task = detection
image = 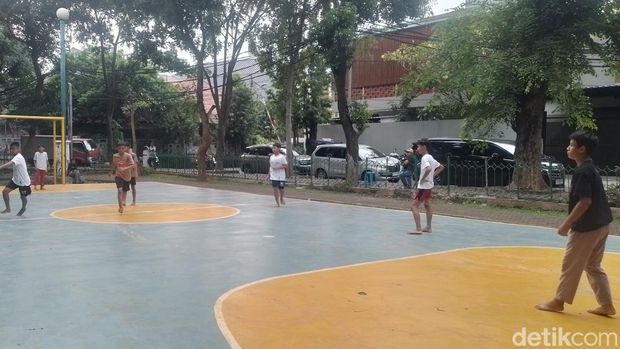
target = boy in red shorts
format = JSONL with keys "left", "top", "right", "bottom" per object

{"left": 110, "top": 142, "right": 136, "bottom": 213}
{"left": 410, "top": 138, "right": 444, "bottom": 234}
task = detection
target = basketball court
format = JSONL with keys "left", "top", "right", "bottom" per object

{"left": 0, "top": 182, "right": 618, "bottom": 348}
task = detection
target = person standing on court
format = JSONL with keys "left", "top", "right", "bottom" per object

{"left": 536, "top": 131, "right": 615, "bottom": 316}
{"left": 269, "top": 143, "right": 288, "bottom": 207}
{"left": 128, "top": 146, "right": 139, "bottom": 206}
{"left": 33, "top": 145, "right": 49, "bottom": 190}
{"left": 110, "top": 142, "right": 136, "bottom": 214}
{"left": 410, "top": 138, "right": 444, "bottom": 234}
{"left": 0, "top": 142, "right": 32, "bottom": 216}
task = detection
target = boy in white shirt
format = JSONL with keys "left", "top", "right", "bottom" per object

{"left": 0, "top": 142, "right": 32, "bottom": 216}
{"left": 33, "top": 144, "right": 49, "bottom": 190}
{"left": 410, "top": 138, "right": 444, "bottom": 234}
{"left": 269, "top": 143, "right": 288, "bottom": 207}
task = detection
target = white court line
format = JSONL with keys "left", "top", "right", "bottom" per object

{"left": 154, "top": 181, "right": 607, "bottom": 235}
{"left": 213, "top": 245, "right": 620, "bottom": 349}
{"left": 50, "top": 203, "right": 240, "bottom": 225}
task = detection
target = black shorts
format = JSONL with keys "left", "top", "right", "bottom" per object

{"left": 271, "top": 180, "right": 285, "bottom": 189}
{"left": 130, "top": 177, "right": 136, "bottom": 186}
{"left": 6, "top": 180, "right": 32, "bottom": 197}
{"left": 115, "top": 177, "right": 130, "bottom": 192}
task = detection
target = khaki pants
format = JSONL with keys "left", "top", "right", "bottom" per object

{"left": 555, "top": 225, "right": 613, "bottom": 305}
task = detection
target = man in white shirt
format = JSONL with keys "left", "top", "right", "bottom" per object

{"left": 269, "top": 143, "right": 288, "bottom": 207}
{"left": 410, "top": 138, "right": 444, "bottom": 234}
{"left": 33, "top": 144, "right": 49, "bottom": 190}
{"left": 0, "top": 142, "right": 32, "bottom": 216}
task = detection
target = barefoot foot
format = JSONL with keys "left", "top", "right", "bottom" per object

{"left": 422, "top": 227, "right": 432, "bottom": 233}
{"left": 588, "top": 305, "right": 616, "bottom": 316}
{"left": 535, "top": 299, "right": 564, "bottom": 313}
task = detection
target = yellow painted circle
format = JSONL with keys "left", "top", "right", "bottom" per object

{"left": 217, "top": 247, "right": 620, "bottom": 349}
{"left": 51, "top": 203, "right": 239, "bottom": 224}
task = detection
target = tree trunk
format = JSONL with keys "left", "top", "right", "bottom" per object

{"left": 196, "top": 55, "right": 213, "bottom": 180}
{"left": 285, "top": 62, "right": 295, "bottom": 172}
{"left": 130, "top": 109, "right": 137, "bottom": 153}
{"left": 107, "top": 109, "right": 114, "bottom": 159}
{"left": 333, "top": 60, "right": 360, "bottom": 185}
{"left": 30, "top": 49, "right": 44, "bottom": 106}
{"left": 513, "top": 87, "right": 546, "bottom": 190}
{"left": 306, "top": 122, "right": 318, "bottom": 154}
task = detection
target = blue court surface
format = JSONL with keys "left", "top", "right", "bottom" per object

{"left": 0, "top": 182, "right": 618, "bottom": 348}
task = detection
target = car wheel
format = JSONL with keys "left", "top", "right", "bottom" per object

{"left": 315, "top": 169, "right": 328, "bottom": 179}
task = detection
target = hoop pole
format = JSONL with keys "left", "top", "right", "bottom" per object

{"left": 53, "top": 121, "right": 57, "bottom": 185}
{"left": 61, "top": 118, "right": 66, "bottom": 184}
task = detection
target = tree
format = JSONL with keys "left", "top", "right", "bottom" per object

{"left": 203, "top": 0, "right": 268, "bottom": 169}
{"left": 264, "top": 50, "right": 333, "bottom": 154}
{"left": 44, "top": 49, "right": 197, "bottom": 151}
{"left": 253, "top": 0, "right": 313, "bottom": 169}
{"left": 226, "top": 77, "right": 264, "bottom": 154}
{"left": 313, "top": 0, "right": 428, "bottom": 184}
{"left": 0, "top": 0, "right": 68, "bottom": 114}
{"left": 144, "top": 0, "right": 230, "bottom": 178}
{"left": 73, "top": 0, "right": 147, "bottom": 157}
{"left": 0, "top": 25, "right": 35, "bottom": 112}
{"left": 386, "top": 0, "right": 620, "bottom": 189}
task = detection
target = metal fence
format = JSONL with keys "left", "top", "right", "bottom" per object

{"left": 149, "top": 153, "right": 620, "bottom": 205}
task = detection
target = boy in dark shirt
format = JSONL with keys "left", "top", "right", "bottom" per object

{"left": 536, "top": 131, "right": 615, "bottom": 316}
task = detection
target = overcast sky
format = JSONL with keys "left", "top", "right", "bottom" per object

{"left": 432, "top": 0, "right": 466, "bottom": 14}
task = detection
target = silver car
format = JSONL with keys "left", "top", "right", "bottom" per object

{"left": 311, "top": 144, "right": 400, "bottom": 181}
{"left": 240, "top": 144, "right": 311, "bottom": 174}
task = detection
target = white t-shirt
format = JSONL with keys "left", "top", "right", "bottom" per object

{"left": 417, "top": 154, "right": 440, "bottom": 189}
{"left": 34, "top": 151, "right": 48, "bottom": 171}
{"left": 11, "top": 153, "right": 31, "bottom": 186}
{"left": 269, "top": 153, "right": 287, "bottom": 181}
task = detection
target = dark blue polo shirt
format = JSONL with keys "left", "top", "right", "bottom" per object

{"left": 569, "top": 159, "right": 613, "bottom": 232}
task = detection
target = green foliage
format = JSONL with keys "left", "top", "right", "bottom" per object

{"left": 386, "top": 0, "right": 617, "bottom": 139}
{"left": 348, "top": 101, "right": 371, "bottom": 134}
{"left": 313, "top": 0, "right": 429, "bottom": 166}
{"left": 606, "top": 184, "right": 620, "bottom": 208}
{"left": 0, "top": 26, "right": 34, "bottom": 111}
{"left": 226, "top": 76, "right": 266, "bottom": 153}
{"left": 40, "top": 49, "right": 198, "bottom": 147}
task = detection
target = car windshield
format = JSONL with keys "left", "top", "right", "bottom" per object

{"left": 85, "top": 140, "right": 95, "bottom": 151}
{"left": 493, "top": 142, "right": 515, "bottom": 155}
{"left": 359, "top": 147, "right": 385, "bottom": 159}
{"left": 281, "top": 148, "right": 300, "bottom": 156}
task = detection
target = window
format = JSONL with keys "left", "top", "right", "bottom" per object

{"left": 331, "top": 148, "right": 347, "bottom": 159}
{"left": 73, "top": 143, "right": 86, "bottom": 154}
{"left": 314, "top": 148, "right": 328, "bottom": 157}
{"left": 256, "top": 147, "right": 272, "bottom": 156}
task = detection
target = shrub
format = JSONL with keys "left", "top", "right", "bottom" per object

{"left": 606, "top": 184, "right": 620, "bottom": 208}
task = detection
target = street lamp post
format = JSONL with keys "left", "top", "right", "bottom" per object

{"left": 252, "top": 81, "right": 280, "bottom": 142}
{"left": 57, "top": 7, "right": 69, "bottom": 184}
{"left": 56, "top": 8, "right": 69, "bottom": 120}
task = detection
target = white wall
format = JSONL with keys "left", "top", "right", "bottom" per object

{"left": 317, "top": 119, "right": 516, "bottom": 154}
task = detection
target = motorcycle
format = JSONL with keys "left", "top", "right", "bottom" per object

{"left": 142, "top": 146, "right": 160, "bottom": 169}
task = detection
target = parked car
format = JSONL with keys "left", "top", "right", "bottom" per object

{"left": 311, "top": 144, "right": 400, "bottom": 182}
{"left": 425, "top": 138, "right": 565, "bottom": 187}
{"left": 240, "top": 144, "right": 311, "bottom": 174}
